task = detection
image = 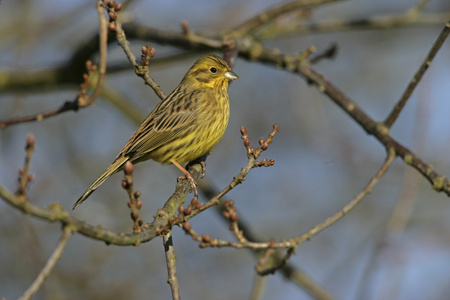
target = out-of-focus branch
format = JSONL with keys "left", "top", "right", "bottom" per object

{"left": 257, "top": 0, "right": 447, "bottom": 38}
{"left": 0, "top": 0, "right": 109, "bottom": 129}
{"left": 18, "top": 226, "right": 74, "bottom": 300}
{"left": 196, "top": 177, "right": 335, "bottom": 300}
{"left": 232, "top": 0, "right": 343, "bottom": 37}
{"left": 79, "top": 0, "right": 108, "bottom": 107}
{"left": 0, "top": 61, "right": 97, "bottom": 129}
{"left": 3, "top": 0, "right": 444, "bottom": 95}
{"left": 250, "top": 275, "right": 267, "bottom": 300}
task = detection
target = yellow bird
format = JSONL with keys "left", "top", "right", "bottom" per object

{"left": 73, "top": 54, "right": 238, "bottom": 209}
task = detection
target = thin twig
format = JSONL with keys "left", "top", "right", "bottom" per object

{"left": 0, "top": 1, "right": 109, "bottom": 129}
{"left": 121, "top": 162, "right": 144, "bottom": 232}
{"left": 257, "top": 0, "right": 443, "bottom": 38}
{"left": 188, "top": 150, "right": 396, "bottom": 250}
{"left": 163, "top": 231, "right": 181, "bottom": 300}
{"left": 105, "top": 2, "right": 166, "bottom": 100}
{"left": 0, "top": 60, "right": 97, "bottom": 129}
{"left": 0, "top": 133, "right": 217, "bottom": 247}
{"left": 0, "top": 99, "right": 78, "bottom": 129}
{"left": 384, "top": 19, "right": 450, "bottom": 127}
{"left": 16, "top": 135, "right": 35, "bottom": 197}
{"left": 356, "top": 100, "right": 430, "bottom": 299}
{"left": 293, "top": 150, "right": 396, "bottom": 244}
{"left": 196, "top": 178, "right": 335, "bottom": 300}
{"left": 174, "top": 125, "right": 278, "bottom": 225}
{"left": 2, "top": 3, "right": 448, "bottom": 95}
{"left": 0, "top": 184, "right": 156, "bottom": 246}
{"left": 232, "top": 0, "right": 343, "bottom": 37}
{"left": 18, "top": 226, "right": 73, "bottom": 300}
{"left": 297, "top": 62, "right": 450, "bottom": 196}
{"left": 82, "top": 0, "right": 108, "bottom": 106}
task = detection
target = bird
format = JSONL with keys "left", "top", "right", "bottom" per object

{"left": 73, "top": 54, "right": 238, "bottom": 209}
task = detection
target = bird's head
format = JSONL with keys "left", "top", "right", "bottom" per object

{"left": 182, "top": 54, "right": 238, "bottom": 90}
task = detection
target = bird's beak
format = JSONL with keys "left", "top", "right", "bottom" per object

{"left": 224, "top": 71, "right": 239, "bottom": 81}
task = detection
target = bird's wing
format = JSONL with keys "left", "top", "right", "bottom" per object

{"left": 120, "top": 89, "right": 200, "bottom": 160}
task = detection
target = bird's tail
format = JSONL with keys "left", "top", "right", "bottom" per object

{"left": 73, "top": 156, "right": 128, "bottom": 210}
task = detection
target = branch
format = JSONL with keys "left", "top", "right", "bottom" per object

{"left": 257, "top": 0, "right": 448, "bottom": 38}
{"left": 121, "top": 162, "right": 144, "bottom": 232}
{"left": 0, "top": 0, "right": 109, "bottom": 129}
{"left": 196, "top": 178, "right": 335, "bottom": 300}
{"left": 0, "top": 61, "right": 96, "bottom": 129}
{"left": 0, "top": 126, "right": 241, "bottom": 247}
{"left": 292, "top": 150, "right": 396, "bottom": 244}
{"left": 79, "top": 0, "right": 108, "bottom": 107}
{"left": 0, "top": 160, "right": 207, "bottom": 247}
{"left": 232, "top": 0, "right": 343, "bottom": 37}
{"left": 1, "top": 1, "right": 447, "bottom": 95}
{"left": 384, "top": 19, "right": 450, "bottom": 127}
{"left": 105, "top": 2, "right": 166, "bottom": 100}
{"left": 18, "top": 226, "right": 73, "bottom": 300}
{"left": 16, "top": 134, "right": 36, "bottom": 197}
{"left": 185, "top": 150, "right": 395, "bottom": 251}
{"left": 174, "top": 125, "right": 278, "bottom": 227}
{"left": 297, "top": 61, "right": 450, "bottom": 196}
{"left": 163, "top": 231, "right": 181, "bottom": 300}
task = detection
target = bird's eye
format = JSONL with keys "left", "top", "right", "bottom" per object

{"left": 209, "top": 67, "right": 217, "bottom": 73}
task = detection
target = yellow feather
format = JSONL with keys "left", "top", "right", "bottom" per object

{"left": 73, "top": 54, "right": 238, "bottom": 209}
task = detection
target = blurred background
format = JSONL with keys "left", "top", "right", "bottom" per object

{"left": 1, "top": 0, "right": 450, "bottom": 299}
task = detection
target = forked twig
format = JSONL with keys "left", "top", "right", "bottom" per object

{"left": 0, "top": 0, "right": 109, "bottom": 128}
{"left": 184, "top": 150, "right": 396, "bottom": 252}
{"left": 104, "top": 0, "right": 166, "bottom": 100}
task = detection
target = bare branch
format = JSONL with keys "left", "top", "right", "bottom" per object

{"left": 186, "top": 150, "right": 395, "bottom": 251}
{"left": 16, "top": 134, "right": 36, "bottom": 197}
{"left": 79, "top": 0, "right": 109, "bottom": 107}
{"left": 163, "top": 232, "right": 181, "bottom": 300}
{"left": 105, "top": 2, "right": 166, "bottom": 100}
{"left": 0, "top": 61, "right": 96, "bottom": 129}
{"left": 121, "top": 162, "right": 144, "bottom": 232}
{"left": 0, "top": 0, "right": 109, "bottom": 128}
{"left": 232, "top": 0, "right": 343, "bottom": 37}
{"left": 297, "top": 61, "right": 450, "bottom": 196}
{"left": 173, "top": 125, "right": 278, "bottom": 225}
{"left": 18, "top": 226, "right": 73, "bottom": 300}
{"left": 293, "top": 150, "right": 396, "bottom": 244}
{"left": 257, "top": 0, "right": 446, "bottom": 38}
{"left": 384, "top": 19, "right": 450, "bottom": 127}
{"left": 196, "top": 178, "right": 335, "bottom": 299}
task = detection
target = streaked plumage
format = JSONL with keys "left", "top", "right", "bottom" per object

{"left": 73, "top": 54, "right": 238, "bottom": 209}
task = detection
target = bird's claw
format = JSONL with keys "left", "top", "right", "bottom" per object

{"left": 177, "top": 172, "right": 198, "bottom": 197}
